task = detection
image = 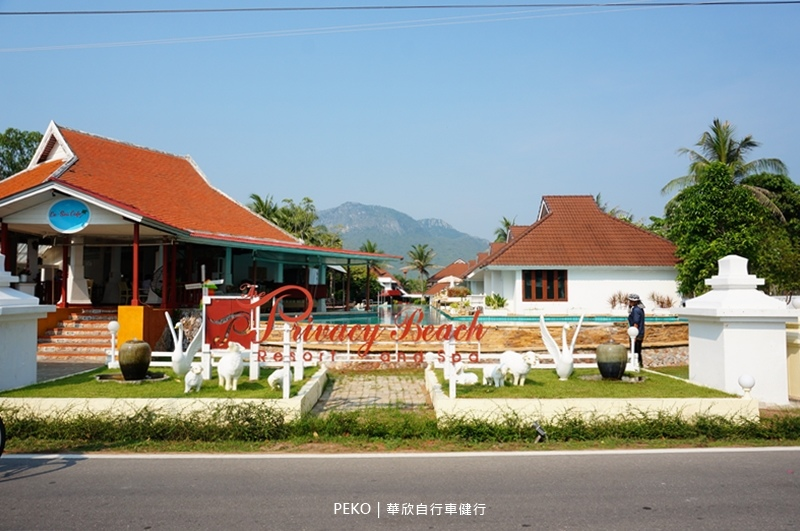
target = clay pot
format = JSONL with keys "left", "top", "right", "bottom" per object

{"left": 119, "top": 338, "right": 152, "bottom": 381}
{"left": 596, "top": 341, "right": 628, "bottom": 380}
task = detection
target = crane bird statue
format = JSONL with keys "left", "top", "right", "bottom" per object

{"left": 165, "top": 312, "right": 203, "bottom": 379}
{"left": 539, "top": 314, "right": 584, "bottom": 381}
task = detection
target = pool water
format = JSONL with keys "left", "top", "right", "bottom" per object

{"left": 280, "top": 304, "right": 684, "bottom": 326}
{"left": 295, "top": 304, "right": 450, "bottom": 326}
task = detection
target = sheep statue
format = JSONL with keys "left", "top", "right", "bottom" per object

{"left": 267, "top": 366, "right": 292, "bottom": 390}
{"left": 184, "top": 363, "right": 203, "bottom": 394}
{"left": 482, "top": 363, "right": 506, "bottom": 387}
{"left": 218, "top": 342, "right": 245, "bottom": 391}
{"left": 449, "top": 361, "right": 479, "bottom": 385}
{"left": 499, "top": 350, "right": 536, "bottom": 386}
{"left": 539, "top": 314, "right": 584, "bottom": 381}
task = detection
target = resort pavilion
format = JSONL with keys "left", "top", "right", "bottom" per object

{"left": 0, "top": 121, "right": 399, "bottom": 346}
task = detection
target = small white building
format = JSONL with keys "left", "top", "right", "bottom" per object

{"left": 464, "top": 195, "right": 679, "bottom": 315}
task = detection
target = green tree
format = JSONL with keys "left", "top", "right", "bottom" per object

{"left": 359, "top": 240, "right": 383, "bottom": 254}
{"left": 665, "top": 162, "right": 771, "bottom": 297}
{"left": 0, "top": 127, "right": 42, "bottom": 180}
{"left": 405, "top": 243, "right": 437, "bottom": 286}
{"left": 661, "top": 119, "right": 788, "bottom": 218}
{"left": 493, "top": 216, "right": 516, "bottom": 243}
{"left": 248, "top": 193, "right": 279, "bottom": 222}
{"left": 740, "top": 173, "right": 800, "bottom": 296}
{"left": 347, "top": 265, "right": 382, "bottom": 303}
{"left": 595, "top": 193, "right": 632, "bottom": 222}
{"left": 248, "top": 195, "right": 341, "bottom": 248}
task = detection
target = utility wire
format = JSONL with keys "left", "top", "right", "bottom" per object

{"left": 1, "top": 2, "right": 799, "bottom": 16}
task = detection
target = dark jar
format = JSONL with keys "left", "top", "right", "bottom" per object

{"left": 595, "top": 341, "right": 628, "bottom": 380}
{"left": 119, "top": 338, "right": 152, "bottom": 381}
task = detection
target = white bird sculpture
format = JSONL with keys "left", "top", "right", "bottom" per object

{"left": 166, "top": 313, "right": 202, "bottom": 379}
{"left": 539, "top": 314, "right": 584, "bottom": 381}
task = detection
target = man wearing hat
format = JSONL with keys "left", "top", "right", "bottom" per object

{"left": 627, "top": 294, "right": 646, "bottom": 368}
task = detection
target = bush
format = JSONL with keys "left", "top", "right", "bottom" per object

{"left": 447, "top": 286, "right": 470, "bottom": 298}
{"left": 484, "top": 293, "right": 507, "bottom": 310}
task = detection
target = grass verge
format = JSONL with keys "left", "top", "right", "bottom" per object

{"left": 2, "top": 402, "right": 798, "bottom": 454}
{"left": 0, "top": 366, "right": 317, "bottom": 399}
{"left": 440, "top": 367, "right": 732, "bottom": 398}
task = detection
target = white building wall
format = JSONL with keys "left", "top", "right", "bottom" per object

{"left": 494, "top": 266, "right": 678, "bottom": 315}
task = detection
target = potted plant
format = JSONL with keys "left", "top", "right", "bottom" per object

{"left": 17, "top": 266, "right": 31, "bottom": 282}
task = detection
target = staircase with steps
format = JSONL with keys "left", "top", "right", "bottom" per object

{"left": 37, "top": 308, "right": 117, "bottom": 361}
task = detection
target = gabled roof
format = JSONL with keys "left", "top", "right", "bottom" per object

{"left": 0, "top": 122, "right": 297, "bottom": 244}
{"left": 428, "top": 258, "right": 469, "bottom": 284}
{"left": 480, "top": 195, "right": 677, "bottom": 268}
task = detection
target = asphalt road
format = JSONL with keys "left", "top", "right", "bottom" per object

{"left": 1, "top": 448, "right": 798, "bottom": 530}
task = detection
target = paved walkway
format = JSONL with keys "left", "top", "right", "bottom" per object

{"left": 37, "top": 361, "right": 105, "bottom": 383}
{"left": 311, "top": 373, "right": 430, "bottom": 415}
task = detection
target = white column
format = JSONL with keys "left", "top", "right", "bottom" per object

{"left": 67, "top": 236, "right": 91, "bottom": 304}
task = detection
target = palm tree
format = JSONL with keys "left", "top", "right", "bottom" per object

{"left": 248, "top": 193, "right": 279, "bottom": 222}
{"left": 359, "top": 240, "right": 383, "bottom": 254}
{"left": 493, "top": 216, "right": 517, "bottom": 243}
{"left": 405, "top": 243, "right": 437, "bottom": 287}
{"left": 662, "top": 119, "right": 788, "bottom": 217}
{"left": 595, "top": 193, "right": 632, "bottom": 222}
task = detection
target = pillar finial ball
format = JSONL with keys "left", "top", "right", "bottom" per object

{"left": 738, "top": 374, "right": 755, "bottom": 390}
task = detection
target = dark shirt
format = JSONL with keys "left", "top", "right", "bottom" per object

{"left": 628, "top": 305, "right": 645, "bottom": 339}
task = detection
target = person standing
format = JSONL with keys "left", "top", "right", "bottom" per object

{"left": 627, "top": 293, "right": 646, "bottom": 368}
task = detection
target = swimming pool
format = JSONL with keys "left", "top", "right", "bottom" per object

{"left": 287, "top": 305, "right": 450, "bottom": 326}
{"left": 281, "top": 305, "right": 685, "bottom": 326}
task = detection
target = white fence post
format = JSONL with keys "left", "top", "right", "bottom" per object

{"left": 282, "top": 323, "right": 291, "bottom": 400}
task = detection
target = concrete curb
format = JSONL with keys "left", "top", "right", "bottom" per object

{"left": 0, "top": 366, "right": 329, "bottom": 422}
{"left": 424, "top": 369, "right": 760, "bottom": 423}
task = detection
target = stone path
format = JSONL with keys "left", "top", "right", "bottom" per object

{"left": 310, "top": 373, "right": 430, "bottom": 415}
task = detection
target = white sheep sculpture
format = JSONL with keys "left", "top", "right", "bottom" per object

{"left": 267, "top": 366, "right": 292, "bottom": 390}
{"left": 184, "top": 363, "right": 203, "bottom": 394}
{"left": 499, "top": 350, "right": 535, "bottom": 386}
{"left": 482, "top": 363, "right": 506, "bottom": 387}
{"left": 218, "top": 342, "right": 245, "bottom": 391}
{"left": 449, "top": 361, "right": 479, "bottom": 385}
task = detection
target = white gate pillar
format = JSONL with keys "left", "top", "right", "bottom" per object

{"left": 679, "top": 255, "right": 795, "bottom": 405}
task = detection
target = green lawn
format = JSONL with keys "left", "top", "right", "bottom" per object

{"left": 649, "top": 365, "right": 690, "bottom": 379}
{"left": 0, "top": 366, "right": 318, "bottom": 399}
{"left": 439, "top": 367, "right": 732, "bottom": 399}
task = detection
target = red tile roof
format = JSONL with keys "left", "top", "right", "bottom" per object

{"left": 428, "top": 259, "right": 469, "bottom": 283}
{"left": 0, "top": 124, "right": 297, "bottom": 244}
{"left": 482, "top": 195, "right": 677, "bottom": 267}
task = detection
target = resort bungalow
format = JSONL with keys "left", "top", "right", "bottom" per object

{"left": 464, "top": 195, "right": 679, "bottom": 315}
{"left": 0, "top": 121, "right": 399, "bottom": 349}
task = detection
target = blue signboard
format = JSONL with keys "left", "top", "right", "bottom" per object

{"left": 47, "top": 198, "right": 91, "bottom": 233}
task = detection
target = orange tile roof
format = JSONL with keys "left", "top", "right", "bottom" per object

{"left": 0, "top": 160, "right": 66, "bottom": 197}
{"left": 424, "top": 282, "right": 449, "bottom": 296}
{"left": 0, "top": 124, "right": 297, "bottom": 244}
{"left": 428, "top": 259, "right": 469, "bottom": 283}
{"left": 483, "top": 195, "right": 677, "bottom": 267}
{"left": 57, "top": 127, "right": 297, "bottom": 243}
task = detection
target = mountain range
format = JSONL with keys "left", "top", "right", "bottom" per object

{"left": 318, "top": 202, "right": 490, "bottom": 273}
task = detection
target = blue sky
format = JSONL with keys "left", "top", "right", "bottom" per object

{"left": 2, "top": 1, "right": 798, "bottom": 241}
